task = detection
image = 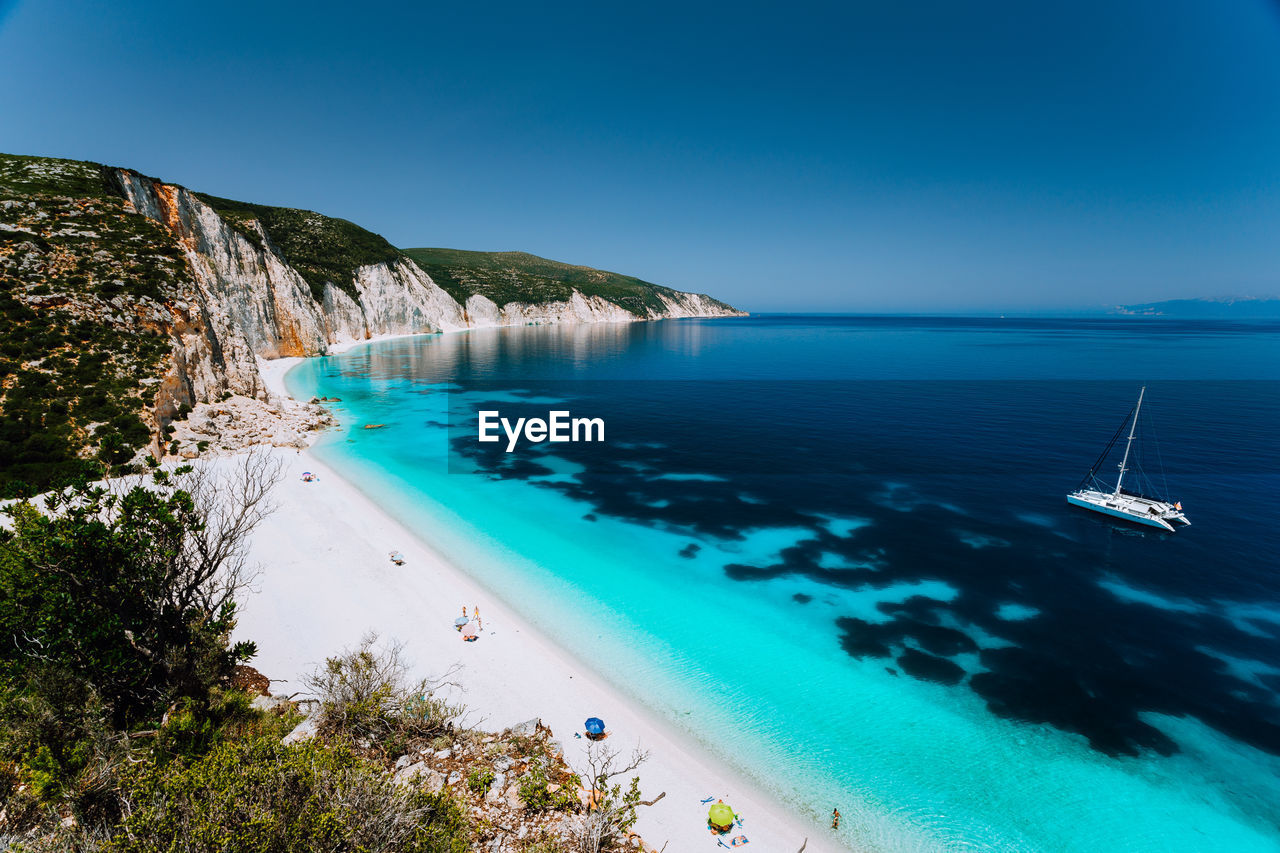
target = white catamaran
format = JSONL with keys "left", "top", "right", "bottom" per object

{"left": 1067, "top": 387, "right": 1190, "bottom": 532}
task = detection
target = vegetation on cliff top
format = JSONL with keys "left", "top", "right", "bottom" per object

{"left": 404, "top": 247, "right": 737, "bottom": 317}
{"left": 194, "top": 193, "right": 402, "bottom": 303}
{"left": 0, "top": 155, "right": 120, "bottom": 200}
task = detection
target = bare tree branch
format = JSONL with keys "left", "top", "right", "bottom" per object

{"left": 569, "top": 741, "right": 655, "bottom": 853}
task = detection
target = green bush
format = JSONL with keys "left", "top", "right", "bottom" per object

{"left": 154, "top": 688, "right": 297, "bottom": 764}
{"left": 517, "top": 762, "right": 580, "bottom": 813}
{"left": 106, "top": 735, "right": 471, "bottom": 853}
{"left": 466, "top": 767, "right": 494, "bottom": 795}
{"left": 304, "top": 633, "right": 462, "bottom": 752}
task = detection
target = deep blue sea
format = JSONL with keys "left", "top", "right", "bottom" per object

{"left": 287, "top": 316, "right": 1280, "bottom": 852}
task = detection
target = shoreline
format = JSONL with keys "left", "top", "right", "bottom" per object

{"left": 233, "top": 360, "right": 843, "bottom": 852}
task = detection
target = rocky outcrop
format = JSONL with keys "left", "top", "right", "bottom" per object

{"left": 167, "top": 394, "right": 334, "bottom": 458}
{"left": 653, "top": 290, "right": 740, "bottom": 319}
{"left": 348, "top": 259, "right": 470, "bottom": 336}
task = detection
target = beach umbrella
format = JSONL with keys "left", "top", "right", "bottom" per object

{"left": 454, "top": 616, "right": 469, "bottom": 628}
{"left": 584, "top": 717, "right": 606, "bottom": 735}
{"left": 708, "top": 802, "right": 734, "bottom": 828}
{"left": 462, "top": 623, "right": 479, "bottom": 639}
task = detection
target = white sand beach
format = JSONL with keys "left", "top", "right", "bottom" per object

{"left": 229, "top": 360, "right": 841, "bottom": 853}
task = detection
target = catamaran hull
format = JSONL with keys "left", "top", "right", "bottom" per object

{"left": 1066, "top": 495, "right": 1173, "bottom": 531}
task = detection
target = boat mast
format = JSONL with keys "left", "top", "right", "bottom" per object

{"left": 1114, "top": 386, "right": 1145, "bottom": 496}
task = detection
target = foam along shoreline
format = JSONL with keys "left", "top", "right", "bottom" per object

{"left": 230, "top": 398, "right": 839, "bottom": 853}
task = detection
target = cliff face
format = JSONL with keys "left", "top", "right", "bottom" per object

{"left": 115, "top": 171, "right": 744, "bottom": 410}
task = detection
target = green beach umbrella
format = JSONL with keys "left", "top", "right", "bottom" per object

{"left": 708, "top": 802, "right": 734, "bottom": 827}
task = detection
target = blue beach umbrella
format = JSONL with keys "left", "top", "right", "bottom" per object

{"left": 454, "top": 616, "right": 469, "bottom": 628}
{"left": 584, "top": 717, "right": 606, "bottom": 735}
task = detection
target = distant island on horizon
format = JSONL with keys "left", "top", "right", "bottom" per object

{"left": 749, "top": 300, "right": 1280, "bottom": 319}
{"left": 1111, "top": 296, "right": 1280, "bottom": 319}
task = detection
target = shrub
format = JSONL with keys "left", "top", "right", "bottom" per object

{"left": 106, "top": 735, "right": 471, "bottom": 853}
{"left": 304, "top": 633, "right": 462, "bottom": 752}
{"left": 466, "top": 767, "right": 494, "bottom": 795}
{"left": 517, "top": 762, "right": 580, "bottom": 813}
{"left": 154, "top": 687, "right": 298, "bottom": 763}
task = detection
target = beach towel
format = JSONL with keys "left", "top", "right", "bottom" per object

{"left": 730, "top": 836, "right": 749, "bottom": 847}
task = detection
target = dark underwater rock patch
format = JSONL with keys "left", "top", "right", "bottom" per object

{"left": 896, "top": 649, "right": 965, "bottom": 686}
{"left": 836, "top": 617, "right": 893, "bottom": 659}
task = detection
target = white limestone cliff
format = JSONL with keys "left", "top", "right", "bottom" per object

{"left": 463, "top": 291, "right": 641, "bottom": 327}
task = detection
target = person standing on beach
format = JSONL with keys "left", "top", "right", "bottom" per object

{"left": 831, "top": 808, "right": 841, "bottom": 830}
{"left": 475, "top": 604, "right": 482, "bottom": 630}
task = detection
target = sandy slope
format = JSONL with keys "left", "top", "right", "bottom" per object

{"left": 226, "top": 358, "right": 839, "bottom": 852}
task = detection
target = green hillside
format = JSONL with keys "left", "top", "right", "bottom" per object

{"left": 403, "top": 248, "right": 736, "bottom": 317}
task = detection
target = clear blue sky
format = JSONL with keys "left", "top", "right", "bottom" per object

{"left": 2, "top": 0, "right": 1279, "bottom": 312}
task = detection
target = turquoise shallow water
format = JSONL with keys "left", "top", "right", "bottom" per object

{"left": 287, "top": 317, "right": 1280, "bottom": 852}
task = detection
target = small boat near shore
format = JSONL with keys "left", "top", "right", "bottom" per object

{"left": 1067, "top": 386, "right": 1190, "bottom": 532}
